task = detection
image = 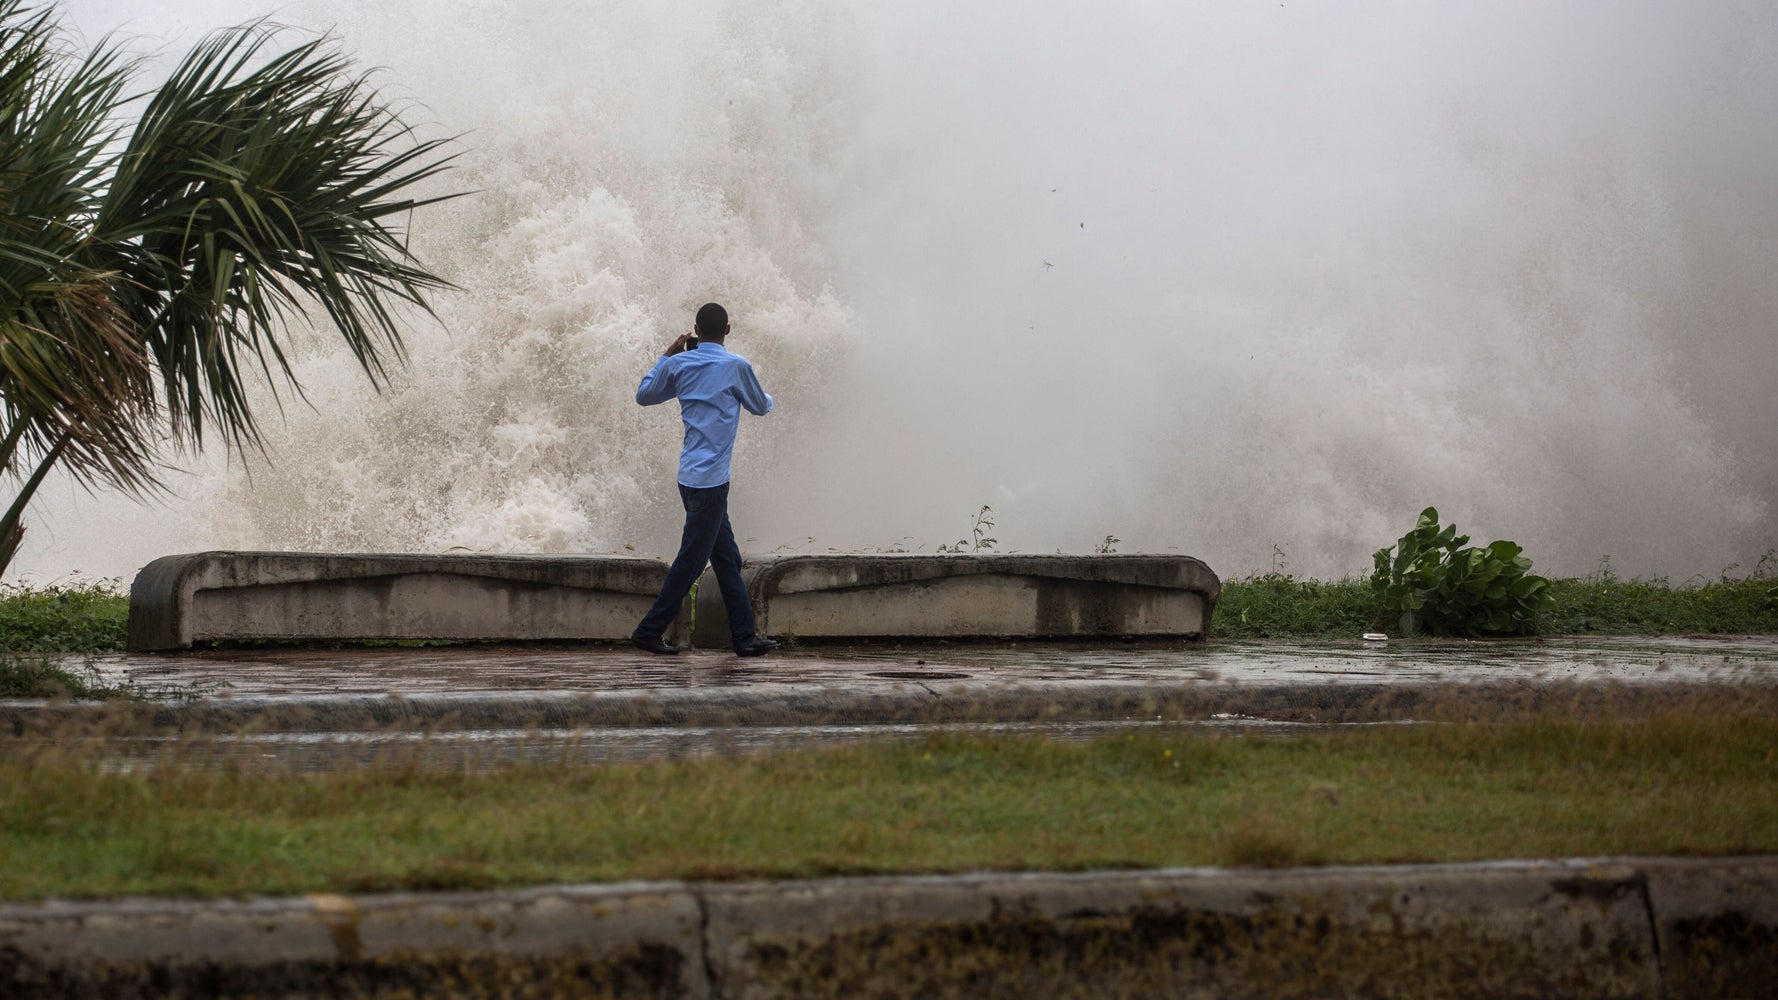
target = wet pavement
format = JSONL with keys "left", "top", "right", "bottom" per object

{"left": 84, "top": 634, "right": 1778, "bottom": 698}
{"left": 13, "top": 636, "right": 1778, "bottom": 771}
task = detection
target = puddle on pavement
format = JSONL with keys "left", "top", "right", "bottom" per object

{"left": 21, "top": 636, "right": 1775, "bottom": 772}
{"left": 69, "top": 635, "right": 1778, "bottom": 700}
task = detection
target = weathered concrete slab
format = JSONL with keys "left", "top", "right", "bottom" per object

{"left": 7, "top": 859, "right": 1774, "bottom": 998}
{"left": 702, "top": 862, "right": 1662, "bottom": 999}
{"left": 0, "top": 883, "right": 706, "bottom": 998}
{"left": 1644, "top": 856, "right": 1778, "bottom": 999}
{"left": 693, "top": 554, "right": 1220, "bottom": 647}
{"left": 128, "top": 552, "right": 683, "bottom": 651}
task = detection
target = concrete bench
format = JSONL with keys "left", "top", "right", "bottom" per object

{"left": 127, "top": 552, "right": 681, "bottom": 651}
{"left": 692, "top": 554, "right": 1220, "bottom": 648}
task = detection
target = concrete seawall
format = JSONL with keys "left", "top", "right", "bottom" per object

{"left": 127, "top": 552, "right": 684, "bottom": 651}
{"left": 693, "top": 554, "right": 1221, "bottom": 648}
{"left": 127, "top": 552, "right": 1220, "bottom": 654}
{"left": 4, "top": 858, "right": 1773, "bottom": 998}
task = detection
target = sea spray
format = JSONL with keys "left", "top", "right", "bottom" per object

{"left": 208, "top": 0, "right": 858, "bottom": 559}
{"left": 18, "top": 0, "right": 1777, "bottom": 582}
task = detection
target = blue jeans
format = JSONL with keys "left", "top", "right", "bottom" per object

{"left": 636, "top": 483, "right": 758, "bottom": 644}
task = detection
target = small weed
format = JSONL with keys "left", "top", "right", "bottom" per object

{"left": 937, "top": 505, "right": 997, "bottom": 553}
{"left": 0, "top": 654, "right": 130, "bottom": 700}
{"left": 1748, "top": 549, "right": 1776, "bottom": 581}
{"left": 1589, "top": 555, "right": 1618, "bottom": 584}
{"left": 1094, "top": 534, "right": 1120, "bottom": 554}
{"left": 0, "top": 652, "right": 228, "bottom": 702}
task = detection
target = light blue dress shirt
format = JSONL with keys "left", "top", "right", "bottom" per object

{"left": 636, "top": 341, "right": 774, "bottom": 488}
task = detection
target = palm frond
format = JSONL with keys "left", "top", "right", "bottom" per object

{"left": 1, "top": 3, "right": 460, "bottom": 579}
{"left": 0, "top": 272, "right": 158, "bottom": 492}
{"left": 0, "top": 0, "right": 153, "bottom": 491}
{"left": 1, "top": 0, "right": 131, "bottom": 301}
{"left": 93, "top": 19, "right": 460, "bottom": 454}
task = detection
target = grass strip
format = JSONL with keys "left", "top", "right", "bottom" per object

{"left": 4, "top": 711, "right": 1774, "bottom": 901}
{"left": 1211, "top": 576, "right": 1383, "bottom": 639}
{"left": 1538, "top": 576, "right": 1778, "bottom": 635}
{"left": 1209, "top": 573, "right": 1778, "bottom": 639}
{"left": 0, "top": 580, "right": 128, "bottom": 653}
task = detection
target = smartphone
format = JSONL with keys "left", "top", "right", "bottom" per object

{"left": 685, "top": 336, "right": 699, "bottom": 350}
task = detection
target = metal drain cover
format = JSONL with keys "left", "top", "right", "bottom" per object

{"left": 869, "top": 670, "right": 970, "bottom": 681}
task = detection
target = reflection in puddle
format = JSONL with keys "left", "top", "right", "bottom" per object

{"left": 65, "top": 635, "right": 1778, "bottom": 701}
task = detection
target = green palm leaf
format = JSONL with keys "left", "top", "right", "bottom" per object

{"left": 1, "top": 0, "right": 152, "bottom": 491}
{"left": 0, "top": 1, "right": 460, "bottom": 576}
{"left": 93, "top": 18, "right": 459, "bottom": 454}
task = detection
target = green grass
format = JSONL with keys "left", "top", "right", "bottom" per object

{"left": 1210, "top": 573, "right": 1778, "bottom": 639}
{"left": 1538, "top": 575, "right": 1778, "bottom": 635}
{"left": 4, "top": 709, "right": 1775, "bottom": 900}
{"left": 0, "top": 580, "right": 129, "bottom": 653}
{"left": 1210, "top": 575, "right": 1383, "bottom": 639}
{"left": 0, "top": 654, "right": 137, "bottom": 700}
{"left": 0, "top": 581, "right": 137, "bottom": 697}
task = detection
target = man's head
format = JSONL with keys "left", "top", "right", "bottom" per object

{"left": 695, "top": 302, "right": 730, "bottom": 342}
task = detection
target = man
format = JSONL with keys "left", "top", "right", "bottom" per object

{"left": 630, "top": 302, "right": 779, "bottom": 657}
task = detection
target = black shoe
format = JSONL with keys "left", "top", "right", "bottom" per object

{"left": 733, "top": 635, "right": 780, "bottom": 657}
{"left": 631, "top": 631, "right": 680, "bottom": 655}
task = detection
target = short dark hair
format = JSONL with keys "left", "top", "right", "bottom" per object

{"left": 695, "top": 302, "right": 728, "bottom": 337}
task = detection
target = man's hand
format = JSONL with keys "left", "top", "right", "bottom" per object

{"left": 665, "top": 332, "right": 694, "bottom": 357}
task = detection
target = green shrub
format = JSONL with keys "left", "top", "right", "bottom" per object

{"left": 0, "top": 580, "right": 129, "bottom": 652}
{"left": 1210, "top": 574, "right": 1383, "bottom": 639}
{"left": 1539, "top": 574, "right": 1778, "bottom": 635}
{"left": 1369, "top": 507, "right": 1553, "bottom": 636}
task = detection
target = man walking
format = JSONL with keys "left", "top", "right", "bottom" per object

{"left": 630, "top": 303, "right": 779, "bottom": 657}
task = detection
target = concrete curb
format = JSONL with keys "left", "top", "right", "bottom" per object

{"left": 4, "top": 857, "right": 1774, "bottom": 998}
{"left": 4, "top": 677, "right": 1757, "bottom": 735}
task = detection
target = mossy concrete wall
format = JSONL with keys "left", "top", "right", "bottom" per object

{"left": 693, "top": 554, "right": 1221, "bottom": 648}
{"left": 127, "top": 552, "right": 683, "bottom": 651}
{"left": 4, "top": 858, "right": 1773, "bottom": 998}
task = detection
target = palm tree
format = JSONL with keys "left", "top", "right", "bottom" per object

{"left": 0, "top": 1, "right": 456, "bottom": 576}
